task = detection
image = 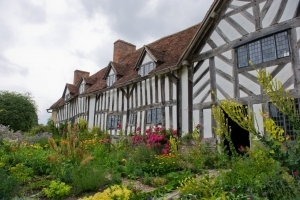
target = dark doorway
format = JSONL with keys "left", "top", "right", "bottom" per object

{"left": 223, "top": 108, "right": 250, "bottom": 156}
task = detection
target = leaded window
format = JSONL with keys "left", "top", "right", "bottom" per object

{"left": 146, "top": 108, "right": 162, "bottom": 125}
{"left": 107, "top": 115, "right": 121, "bottom": 129}
{"left": 139, "top": 62, "right": 155, "bottom": 77}
{"left": 107, "top": 74, "right": 116, "bottom": 87}
{"left": 269, "top": 99, "right": 299, "bottom": 141}
{"left": 128, "top": 112, "right": 136, "bottom": 125}
{"left": 237, "top": 31, "right": 290, "bottom": 68}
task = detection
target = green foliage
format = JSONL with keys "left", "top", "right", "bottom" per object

{"left": 29, "top": 124, "right": 48, "bottom": 136}
{"left": 9, "top": 163, "right": 33, "bottom": 184}
{"left": 43, "top": 180, "right": 71, "bottom": 199}
{"left": 79, "top": 184, "right": 132, "bottom": 200}
{"left": 0, "top": 91, "right": 38, "bottom": 132}
{"left": 71, "top": 163, "right": 110, "bottom": 195}
{"left": 0, "top": 168, "right": 20, "bottom": 200}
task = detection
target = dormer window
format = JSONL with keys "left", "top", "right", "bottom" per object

{"left": 79, "top": 82, "right": 85, "bottom": 94}
{"left": 107, "top": 74, "right": 116, "bottom": 87}
{"left": 139, "top": 62, "right": 154, "bottom": 77}
{"left": 65, "top": 93, "right": 70, "bottom": 101}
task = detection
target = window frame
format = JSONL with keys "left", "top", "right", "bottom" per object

{"left": 128, "top": 112, "right": 137, "bottom": 125}
{"left": 106, "top": 74, "right": 116, "bottom": 87}
{"left": 139, "top": 62, "right": 155, "bottom": 77}
{"left": 107, "top": 114, "right": 121, "bottom": 130}
{"left": 268, "top": 99, "right": 299, "bottom": 141}
{"left": 236, "top": 31, "right": 290, "bottom": 69}
{"left": 146, "top": 108, "right": 162, "bottom": 125}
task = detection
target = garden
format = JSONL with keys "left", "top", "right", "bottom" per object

{"left": 0, "top": 69, "right": 300, "bottom": 200}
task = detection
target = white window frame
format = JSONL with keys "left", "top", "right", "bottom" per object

{"left": 107, "top": 74, "right": 116, "bottom": 87}
{"left": 139, "top": 62, "right": 155, "bottom": 77}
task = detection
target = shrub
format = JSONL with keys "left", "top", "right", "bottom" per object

{"left": 79, "top": 184, "right": 132, "bottom": 200}
{"left": 0, "top": 168, "right": 20, "bottom": 200}
{"left": 43, "top": 180, "right": 71, "bottom": 199}
{"left": 71, "top": 163, "right": 110, "bottom": 195}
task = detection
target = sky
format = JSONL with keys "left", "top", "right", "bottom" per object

{"left": 0, "top": 0, "right": 213, "bottom": 125}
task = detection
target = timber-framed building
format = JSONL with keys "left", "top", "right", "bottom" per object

{"left": 48, "top": 0, "right": 300, "bottom": 148}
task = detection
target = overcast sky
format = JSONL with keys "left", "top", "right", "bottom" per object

{"left": 0, "top": 0, "right": 213, "bottom": 125}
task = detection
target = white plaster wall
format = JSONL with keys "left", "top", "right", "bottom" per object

{"left": 238, "top": 74, "right": 261, "bottom": 96}
{"left": 193, "top": 85, "right": 210, "bottom": 103}
{"left": 172, "top": 105, "right": 177, "bottom": 130}
{"left": 253, "top": 104, "right": 264, "bottom": 134}
{"left": 146, "top": 79, "right": 151, "bottom": 104}
{"left": 142, "top": 54, "right": 153, "bottom": 64}
{"left": 165, "top": 76, "right": 170, "bottom": 101}
{"left": 109, "top": 69, "right": 115, "bottom": 75}
{"left": 274, "top": 63, "right": 292, "bottom": 84}
{"left": 123, "top": 94, "right": 127, "bottom": 111}
{"left": 210, "top": 31, "right": 226, "bottom": 46}
{"left": 88, "top": 96, "right": 95, "bottom": 128}
{"left": 141, "top": 110, "right": 145, "bottom": 133}
{"left": 231, "top": 13, "right": 255, "bottom": 33}
{"left": 141, "top": 81, "right": 145, "bottom": 105}
{"left": 152, "top": 77, "right": 156, "bottom": 103}
{"left": 203, "top": 109, "right": 212, "bottom": 138}
{"left": 181, "top": 67, "right": 189, "bottom": 133}
{"left": 231, "top": 0, "right": 248, "bottom": 6}
{"left": 165, "top": 107, "right": 170, "bottom": 128}
{"left": 217, "top": 21, "right": 241, "bottom": 41}
{"left": 193, "top": 110, "right": 200, "bottom": 130}
{"left": 200, "top": 43, "right": 212, "bottom": 54}
{"left": 137, "top": 84, "right": 141, "bottom": 107}
{"left": 158, "top": 76, "right": 162, "bottom": 102}
{"left": 193, "top": 69, "right": 210, "bottom": 95}
{"left": 297, "top": 27, "right": 300, "bottom": 41}
{"left": 113, "top": 89, "right": 117, "bottom": 111}
{"left": 215, "top": 56, "right": 232, "bottom": 76}
{"left": 262, "top": 0, "right": 281, "bottom": 28}
{"left": 216, "top": 74, "right": 234, "bottom": 98}
{"left": 279, "top": 0, "right": 298, "bottom": 23}
{"left": 194, "top": 60, "right": 209, "bottom": 78}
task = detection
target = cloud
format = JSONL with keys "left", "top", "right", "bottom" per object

{"left": 0, "top": 0, "right": 213, "bottom": 124}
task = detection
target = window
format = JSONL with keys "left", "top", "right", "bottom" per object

{"left": 79, "top": 83, "right": 85, "bottom": 94}
{"left": 146, "top": 108, "right": 162, "bottom": 125}
{"left": 65, "top": 93, "right": 70, "bottom": 101}
{"left": 128, "top": 112, "right": 136, "bottom": 125}
{"left": 237, "top": 31, "right": 290, "bottom": 68}
{"left": 269, "top": 99, "right": 299, "bottom": 141}
{"left": 107, "top": 74, "right": 116, "bottom": 87}
{"left": 107, "top": 115, "right": 121, "bottom": 129}
{"left": 139, "top": 62, "right": 154, "bottom": 77}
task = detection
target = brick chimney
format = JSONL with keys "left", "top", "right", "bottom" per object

{"left": 113, "top": 40, "right": 136, "bottom": 63}
{"left": 73, "top": 70, "right": 90, "bottom": 85}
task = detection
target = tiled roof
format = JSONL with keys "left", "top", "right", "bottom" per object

{"left": 50, "top": 97, "right": 64, "bottom": 109}
{"left": 84, "top": 67, "right": 108, "bottom": 94}
{"left": 50, "top": 22, "right": 201, "bottom": 107}
{"left": 66, "top": 83, "right": 78, "bottom": 95}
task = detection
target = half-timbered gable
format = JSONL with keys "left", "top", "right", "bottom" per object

{"left": 179, "top": 0, "right": 300, "bottom": 146}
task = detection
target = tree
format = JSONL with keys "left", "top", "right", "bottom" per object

{"left": 0, "top": 91, "right": 38, "bottom": 132}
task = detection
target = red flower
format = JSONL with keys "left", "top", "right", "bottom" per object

{"left": 117, "top": 124, "right": 122, "bottom": 130}
{"left": 293, "top": 171, "right": 299, "bottom": 176}
{"left": 172, "top": 130, "right": 177, "bottom": 135}
{"left": 136, "top": 126, "right": 141, "bottom": 132}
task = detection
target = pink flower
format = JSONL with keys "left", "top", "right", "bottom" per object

{"left": 162, "top": 148, "right": 168, "bottom": 154}
{"left": 154, "top": 126, "right": 160, "bottom": 132}
{"left": 293, "top": 171, "right": 299, "bottom": 176}
{"left": 117, "top": 124, "right": 122, "bottom": 130}
{"left": 145, "top": 128, "right": 151, "bottom": 134}
{"left": 136, "top": 127, "right": 141, "bottom": 132}
{"left": 172, "top": 130, "right": 177, "bottom": 135}
{"left": 196, "top": 124, "right": 201, "bottom": 129}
